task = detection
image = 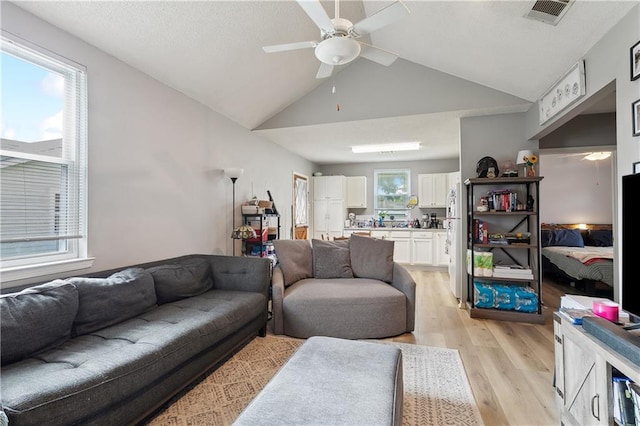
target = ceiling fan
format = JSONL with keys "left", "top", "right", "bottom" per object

{"left": 262, "top": 0, "right": 410, "bottom": 79}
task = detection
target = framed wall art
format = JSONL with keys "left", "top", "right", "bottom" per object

{"left": 538, "top": 60, "right": 586, "bottom": 125}
{"left": 633, "top": 99, "right": 640, "bottom": 137}
{"left": 631, "top": 40, "right": 640, "bottom": 81}
{"left": 634, "top": 162, "right": 640, "bottom": 174}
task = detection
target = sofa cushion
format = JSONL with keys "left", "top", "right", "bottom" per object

{"left": 1, "top": 280, "right": 78, "bottom": 365}
{"left": 273, "top": 240, "right": 313, "bottom": 287}
{"left": 146, "top": 257, "right": 213, "bottom": 304}
{"left": 283, "top": 278, "right": 406, "bottom": 339}
{"left": 312, "top": 239, "right": 353, "bottom": 279}
{"left": 68, "top": 268, "right": 157, "bottom": 336}
{"left": 349, "top": 234, "right": 395, "bottom": 283}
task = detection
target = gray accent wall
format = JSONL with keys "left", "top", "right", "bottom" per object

{"left": 459, "top": 112, "right": 538, "bottom": 303}
{"left": 257, "top": 58, "right": 530, "bottom": 130}
{"left": 539, "top": 113, "right": 616, "bottom": 150}
{"left": 525, "top": 4, "right": 640, "bottom": 303}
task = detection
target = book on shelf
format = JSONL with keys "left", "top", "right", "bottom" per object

{"left": 492, "top": 271, "right": 534, "bottom": 280}
{"left": 557, "top": 307, "right": 593, "bottom": 325}
{"left": 472, "top": 219, "right": 488, "bottom": 244}
{"left": 494, "top": 264, "right": 530, "bottom": 270}
{"left": 492, "top": 265, "right": 533, "bottom": 279}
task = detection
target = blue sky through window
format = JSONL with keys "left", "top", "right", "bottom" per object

{"left": 1, "top": 52, "right": 64, "bottom": 143}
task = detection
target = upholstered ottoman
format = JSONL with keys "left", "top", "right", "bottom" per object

{"left": 233, "top": 336, "right": 403, "bottom": 426}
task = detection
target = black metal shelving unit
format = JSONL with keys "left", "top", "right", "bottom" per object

{"left": 465, "top": 176, "right": 544, "bottom": 324}
{"left": 242, "top": 212, "right": 280, "bottom": 261}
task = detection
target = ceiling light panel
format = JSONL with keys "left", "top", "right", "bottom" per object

{"left": 352, "top": 142, "right": 421, "bottom": 154}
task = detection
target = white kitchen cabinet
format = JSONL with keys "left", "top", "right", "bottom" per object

{"left": 418, "top": 173, "right": 448, "bottom": 208}
{"left": 313, "top": 175, "right": 345, "bottom": 201}
{"left": 411, "top": 231, "right": 434, "bottom": 265}
{"left": 370, "top": 230, "right": 389, "bottom": 239}
{"left": 388, "top": 231, "right": 411, "bottom": 264}
{"left": 346, "top": 176, "right": 367, "bottom": 208}
{"left": 313, "top": 199, "right": 346, "bottom": 240}
{"left": 313, "top": 176, "right": 347, "bottom": 240}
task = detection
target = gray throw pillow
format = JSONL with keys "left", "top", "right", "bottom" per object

{"left": 273, "top": 240, "right": 313, "bottom": 287}
{"left": 1, "top": 280, "right": 79, "bottom": 365}
{"left": 312, "top": 239, "right": 353, "bottom": 279}
{"left": 69, "top": 268, "right": 157, "bottom": 336}
{"left": 147, "top": 257, "right": 213, "bottom": 304}
{"left": 349, "top": 234, "right": 395, "bottom": 283}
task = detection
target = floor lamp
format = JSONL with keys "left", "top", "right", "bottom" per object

{"left": 224, "top": 168, "right": 244, "bottom": 256}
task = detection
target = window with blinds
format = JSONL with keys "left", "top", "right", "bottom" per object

{"left": 1, "top": 32, "right": 88, "bottom": 271}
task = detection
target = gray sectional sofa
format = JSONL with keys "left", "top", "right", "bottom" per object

{"left": 272, "top": 235, "right": 416, "bottom": 339}
{"left": 0, "top": 254, "right": 271, "bottom": 426}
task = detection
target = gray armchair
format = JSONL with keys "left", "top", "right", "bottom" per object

{"left": 271, "top": 237, "right": 416, "bottom": 339}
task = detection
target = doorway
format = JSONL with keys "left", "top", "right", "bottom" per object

{"left": 293, "top": 173, "right": 309, "bottom": 239}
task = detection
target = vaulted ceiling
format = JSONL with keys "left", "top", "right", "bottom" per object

{"left": 11, "top": 1, "right": 636, "bottom": 164}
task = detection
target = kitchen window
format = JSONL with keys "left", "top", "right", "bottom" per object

{"left": 374, "top": 169, "right": 410, "bottom": 218}
{"left": 0, "top": 32, "right": 91, "bottom": 283}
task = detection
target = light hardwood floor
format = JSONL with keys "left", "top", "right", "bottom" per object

{"left": 384, "top": 268, "right": 563, "bottom": 426}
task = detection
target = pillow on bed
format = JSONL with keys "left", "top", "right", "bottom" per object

{"left": 541, "top": 229, "right": 584, "bottom": 247}
{"left": 584, "top": 229, "right": 613, "bottom": 247}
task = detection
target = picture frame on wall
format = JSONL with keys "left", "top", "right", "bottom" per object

{"left": 632, "top": 40, "right": 640, "bottom": 81}
{"left": 634, "top": 162, "right": 640, "bottom": 174}
{"left": 634, "top": 99, "right": 640, "bottom": 137}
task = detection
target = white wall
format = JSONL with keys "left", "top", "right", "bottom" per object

{"left": 539, "top": 154, "right": 613, "bottom": 224}
{"left": 2, "top": 3, "right": 314, "bottom": 286}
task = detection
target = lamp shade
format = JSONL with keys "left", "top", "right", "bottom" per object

{"left": 516, "top": 150, "right": 534, "bottom": 165}
{"left": 231, "top": 225, "right": 256, "bottom": 240}
{"left": 224, "top": 168, "right": 244, "bottom": 180}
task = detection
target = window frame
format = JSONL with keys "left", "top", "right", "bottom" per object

{"left": 373, "top": 168, "right": 411, "bottom": 219}
{"left": 1, "top": 31, "right": 93, "bottom": 285}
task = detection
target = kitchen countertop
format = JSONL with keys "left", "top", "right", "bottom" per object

{"left": 344, "top": 227, "right": 445, "bottom": 232}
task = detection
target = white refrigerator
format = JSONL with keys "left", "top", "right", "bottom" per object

{"left": 445, "top": 172, "right": 462, "bottom": 299}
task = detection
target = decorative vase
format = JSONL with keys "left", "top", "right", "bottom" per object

{"left": 527, "top": 165, "right": 536, "bottom": 177}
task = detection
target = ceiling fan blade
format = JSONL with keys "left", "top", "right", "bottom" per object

{"left": 263, "top": 41, "right": 317, "bottom": 53}
{"left": 359, "top": 42, "right": 398, "bottom": 66}
{"left": 351, "top": 1, "right": 410, "bottom": 37}
{"left": 296, "top": 0, "right": 334, "bottom": 33}
{"left": 316, "top": 62, "right": 334, "bottom": 79}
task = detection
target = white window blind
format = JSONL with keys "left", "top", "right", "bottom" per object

{"left": 1, "top": 32, "right": 88, "bottom": 270}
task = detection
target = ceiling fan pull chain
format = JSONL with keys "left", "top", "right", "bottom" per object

{"left": 331, "top": 75, "right": 341, "bottom": 111}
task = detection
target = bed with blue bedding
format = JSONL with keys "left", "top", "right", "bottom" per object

{"left": 541, "top": 224, "right": 614, "bottom": 296}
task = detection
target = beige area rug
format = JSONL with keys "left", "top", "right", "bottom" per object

{"left": 147, "top": 335, "right": 483, "bottom": 426}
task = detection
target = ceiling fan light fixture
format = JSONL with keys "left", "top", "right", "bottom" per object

{"left": 352, "top": 142, "right": 421, "bottom": 154}
{"left": 315, "top": 37, "right": 361, "bottom": 65}
{"left": 584, "top": 152, "right": 611, "bottom": 161}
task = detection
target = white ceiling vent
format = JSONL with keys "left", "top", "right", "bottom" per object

{"left": 525, "top": 0, "right": 574, "bottom": 26}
